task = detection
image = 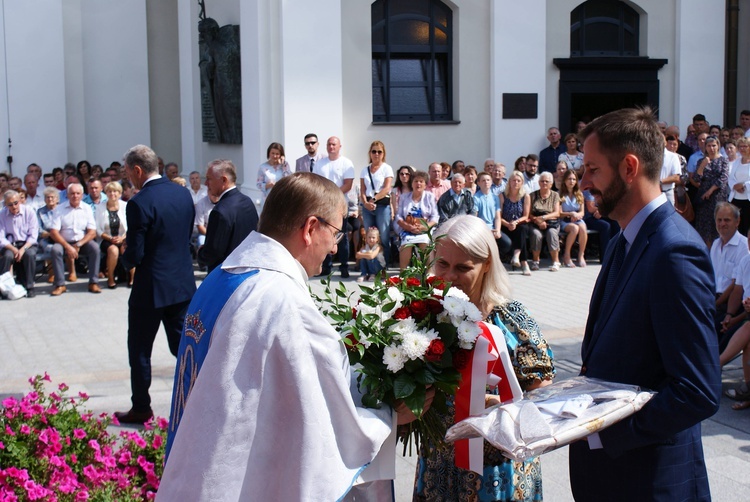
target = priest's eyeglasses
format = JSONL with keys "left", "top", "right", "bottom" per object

{"left": 314, "top": 216, "right": 345, "bottom": 244}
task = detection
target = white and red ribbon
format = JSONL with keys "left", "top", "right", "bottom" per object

{"left": 453, "top": 321, "right": 523, "bottom": 474}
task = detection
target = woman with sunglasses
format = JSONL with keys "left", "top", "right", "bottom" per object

{"left": 691, "top": 135, "right": 729, "bottom": 246}
{"left": 359, "top": 140, "right": 394, "bottom": 264}
{"left": 391, "top": 165, "right": 414, "bottom": 220}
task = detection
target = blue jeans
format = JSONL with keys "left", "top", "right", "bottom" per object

{"left": 359, "top": 258, "right": 384, "bottom": 277}
{"left": 361, "top": 204, "right": 391, "bottom": 264}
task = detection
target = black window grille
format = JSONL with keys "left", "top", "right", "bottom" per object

{"left": 372, "top": 0, "right": 453, "bottom": 122}
{"left": 571, "top": 0, "right": 639, "bottom": 57}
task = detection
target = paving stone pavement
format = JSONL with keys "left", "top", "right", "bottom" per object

{"left": 2, "top": 260, "right": 750, "bottom": 501}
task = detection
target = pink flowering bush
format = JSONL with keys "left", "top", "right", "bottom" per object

{"left": 0, "top": 374, "right": 166, "bottom": 501}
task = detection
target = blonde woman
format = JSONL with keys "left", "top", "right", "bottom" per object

{"left": 360, "top": 140, "right": 394, "bottom": 263}
{"left": 96, "top": 181, "right": 132, "bottom": 288}
{"left": 558, "top": 169, "right": 588, "bottom": 267}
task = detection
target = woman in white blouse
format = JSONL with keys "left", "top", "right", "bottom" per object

{"left": 96, "top": 182, "right": 131, "bottom": 288}
{"left": 359, "top": 140, "right": 394, "bottom": 264}
{"left": 558, "top": 133, "right": 584, "bottom": 172}
{"left": 256, "top": 142, "right": 292, "bottom": 201}
{"left": 394, "top": 171, "right": 439, "bottom": 270}
{"left": 730, "top": 137, "right": 750, "bottom": 236}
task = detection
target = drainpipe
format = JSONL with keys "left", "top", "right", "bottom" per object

{"left": 725, "top": 0, "right": 739, "bottom": 125}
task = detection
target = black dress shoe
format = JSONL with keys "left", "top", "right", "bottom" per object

{"left": 114, "top": 408, "right": 154, "bottom": 424}
{"left": 340, "top": 269, "right": 350, "bottom": 279}
{"left": 26, "top": 288, "right": 36, "bottom": 298}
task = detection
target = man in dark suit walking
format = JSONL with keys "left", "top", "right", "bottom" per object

{"left": 570, "top": 107, "right": 721, "bottom": 501}
{"left": 197, "top": 159, "right": 259, "bottom": 273}
{"left": 115, "top": 145, "right": 196, "bottom": 424}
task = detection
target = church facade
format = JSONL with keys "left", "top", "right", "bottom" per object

{"left": 1, "top": 0, "right": 747, "bottom": 196}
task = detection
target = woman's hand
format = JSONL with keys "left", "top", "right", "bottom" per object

{"left": 507, "top": 221, "right": 517, "bottom": 231}
{"left": 395, "top": 387, "right": 436, "bottom": 425}
{"left": 735, "top": 183, "right": 746, "bottom": 193}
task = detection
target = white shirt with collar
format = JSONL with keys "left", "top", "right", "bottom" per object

{"left": 190, "top": 186, "right": 208, "bottom": 205}
{"left": 50, "top": 201, "right": 96, "bottom": 242}
{"left": 660, "top": 149, "right": 682, "bottom": 192}
{"left": 523, "top": 173, "right": 540, "bottom": 193}
{"left": 25, "top": 192, "right": 45, "bottom": 213}
{"left": 710, "top": 230, "right": 749, "bottom": 294}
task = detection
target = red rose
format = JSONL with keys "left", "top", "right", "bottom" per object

{"left": 425, "top": 339, "right": 445, "bottom": 362}
{"left": 393, "top": 307, "right": 411, "bottom": 320}
{"left": 426, "top": 298, "right": 443, "bottom": 314}
{"left": 388, "top": 276, "right": 402, "bottom": 286}
{"left": 406, "top": 277, "right": 421, "bottom": 287}
{"left": 351, "top": 307, "right": 358, "bottom": 319}
{"left": 344, "top": 333, "right": 359, "bottom": 351}
{"left": 409, "top": 300, "right": 429, "bottom": 321}
{"left": 453, "top": 349, "right": 471, "bottom": 370}
{"left": 427, "top": 276, "right": 445, "bottom": 289}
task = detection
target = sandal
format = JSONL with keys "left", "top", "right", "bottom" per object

{"left": 732, "top": 400, "right": 750, "bottom": 411}
{"left": 564, "top": 260, "right": 576, "bottom": 268}
{"left": 578, "top": 258, "right": 587, "bottom": 268}
{"left": 530, "top": 261, "right": 540, "bottom": 271}
{"left": 724, "top": 386, "right": 750, "bottom": 401}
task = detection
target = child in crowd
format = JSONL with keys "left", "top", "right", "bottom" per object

{"left": 355, "top": 227, "right": 385, "bottom": 282}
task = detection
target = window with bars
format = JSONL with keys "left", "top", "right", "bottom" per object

{"left": 570, "top": 0, "right": 639, "bottom": 57}
{"left": 371, "top": 0, "right": 453, "bottom": 123}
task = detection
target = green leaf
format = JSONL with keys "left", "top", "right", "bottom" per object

{"left": 393, "top": 374, "right": 417, "bottom": 399}
{"left": 402, "top": 384, "right": 426, "bottom": 418}
{"left": 361, "top": 393, "right": 382, "bottom": 409}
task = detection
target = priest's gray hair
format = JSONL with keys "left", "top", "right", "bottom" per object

{"left": 433, "top": 215, "right": 512, "bottom": 310}
{"left": 258, "top": 172, "right": 345, "bottom": 238}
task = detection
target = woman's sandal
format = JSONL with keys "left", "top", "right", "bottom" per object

{"left": 724, "top": 386, "right": 750, "bottom": 401}
{"left": 732, "top": 400, "right": 750, "bottom": 411}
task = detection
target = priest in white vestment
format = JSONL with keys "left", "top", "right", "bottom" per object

{"left": 158, "top": 173, "right": 415, "bottom": 501}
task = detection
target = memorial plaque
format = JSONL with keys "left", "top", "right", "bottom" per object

{"left": 502, "top": 93, "right": 538, "bottom": 119}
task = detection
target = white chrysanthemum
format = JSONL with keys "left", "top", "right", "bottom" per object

{"left": 445, "top": 287, "right": 470, "bottom": 301}
{"left": 422, "top": 328, "right": 439, "bottom": 341}
{"left": 383, "top": 344, "right": 407, "bottom": 372}
{"left": 436, "top": 311, "right": 451, "bottom": 325}
{"left": 462, "top": 301, "right": 482, "bottom": 322}
{"left": 389, "top": 318, "right": 417, "bottom": 337}
{"left": 457, "top": 320, "right": 482, "bottom": 348}
{"left": 431, "top": 288, "right": 444, "bottom": 297}
{"left": 441, "top": 296, "right": 465, "bottom": 317}
{"left": 400, "top": 330, "right": 431, "bottom": 360}
{"left": 387, "top": 287, "right": 405, "bottom": 304}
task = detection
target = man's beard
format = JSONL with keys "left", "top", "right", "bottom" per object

{"left": 589, "top": 174, "right": 627, "bottom": 217}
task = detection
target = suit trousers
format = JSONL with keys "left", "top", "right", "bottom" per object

{"left": 0, "top": 244, "right": 37, "bottom": 288}
{"left": 51, "top": 241, "right": 100, "bottom": 286}
{"left": 127, "top": 300, "right": 189, "bottom": 411}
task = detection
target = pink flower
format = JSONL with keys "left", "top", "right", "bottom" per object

{"left": 42, "top": 372, "right": 51, "bottom": 382}
{"left": 5, "top": 425, "right": 15, "bottom": 436}
{"left": 49, "top": 392, "right": 62, "bottom": 402}
{"left": 2, "top": 396, "right": 18, "bottom": 408}
{"left": 19, "top": 424, "right": 31, "bottom": 434}
{"left": 26, "top": 392, "right": 39, "bottom": 402}
{"left": 72, "top": 429, "right": 86, "bottom": 440}
{"left": 133, "top": 436, "right": 147, "bottom": 449}
{"left": 75, "top": 490, "right": 89, "bottom": 500}
{"left": 88, "top": 439, "right": 100, "bottom": 451}
{"left": 156, "top": 417, "right": 169, "bottom": 430}
{"left": 118, "top": 450, "right": 132, "bottom": 465}
{"left": 70, "top": 454, "right": 77, "bottom": 464}
{"left": 58, "top": 383, "right": 67, "bottom": 391}
{"left": 78, "top": 392, "right": 89, "bottom": 400}
{"left": 152, "top": 434, "right": 163, "bottom": 449}
{"left": 0, "top": 441, "right": 4, "bottom": 449}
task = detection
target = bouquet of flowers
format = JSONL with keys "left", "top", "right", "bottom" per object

{"left": 313, "top": 236, "right": 485, "bottom": 454}
{"left": 0, "top": 374, "right": 166, "bottom": 501}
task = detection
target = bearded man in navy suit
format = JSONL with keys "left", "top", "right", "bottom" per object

{"left": 115, "top": 145, "right": 196, "bottom": 424}
{"left": 197, "top": 159, "right": 258, "bottom": 273}
{"left": 570, "top": 107, "right": 721, "bottom": 501}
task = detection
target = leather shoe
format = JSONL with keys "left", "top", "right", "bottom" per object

{"left": 68, "top": 273, "right": 78, "bottom": 282}
{"left": 114, "top": 408, "right": 154, "bottom": 424}
{"left": 88, "top": 283, "right": 102, "bottom": 294}
{"left": 26, "top": 288, "right": 36, "bottom": 298}
{"left": 51, "top": 285, "right": 67, "bottom": 296}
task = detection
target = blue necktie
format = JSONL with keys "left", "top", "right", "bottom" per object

{"left": 601, "top": 233, "right": 627, "bottom": 309}
{"left": 309, "top": 157, "right": 315, "bottom": 172}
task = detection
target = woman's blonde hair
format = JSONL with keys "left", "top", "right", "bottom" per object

{"left": 433, "top": 215, "right": 512, "bottom": 311}
{"left": 504, "top": 170, "right": 526, "bottom": 198}
{"left": 104, "top": 181, "right": 123, "bottom": 193}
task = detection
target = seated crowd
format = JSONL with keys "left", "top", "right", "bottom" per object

{"left": 2, "top": 109, "right": 750, "bottom": 298}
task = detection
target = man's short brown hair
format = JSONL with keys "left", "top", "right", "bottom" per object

{"left": 258, "top": 172, "right": 345, "bottom": 239}
{"left": 579, "top": 106, "right": 664, "bottom": 182}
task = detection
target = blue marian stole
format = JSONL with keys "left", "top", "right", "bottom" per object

{"left": 164, "top": 267, "right": 258, "bottom": 460}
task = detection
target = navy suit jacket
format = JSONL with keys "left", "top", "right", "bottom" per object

{"left": 197, "top": 187, "right": 258, "bottom": 272}
{"left": 569, "top": 202, "right": 721, "bottom": 501}
{"left": 122, "top": 177, "right": 196, "bottom": 309}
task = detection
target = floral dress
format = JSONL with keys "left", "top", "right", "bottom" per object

{"left": 692, "top": 156, "right": 729, "bottom": 243}
{"left": 413, "top": 300, "right": 555, "bottom": 502}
